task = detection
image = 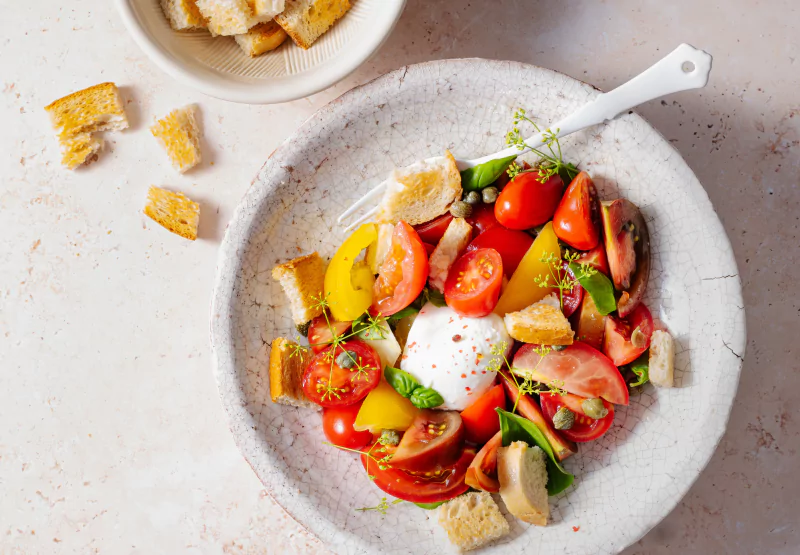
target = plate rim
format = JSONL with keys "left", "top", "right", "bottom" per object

{"left": 210, "top": 58, "right": 746, "bottom": 553}
{"left": 115, "top": 0, "right": 407, "bottom": 104}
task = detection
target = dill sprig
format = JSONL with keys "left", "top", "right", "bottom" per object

{"left": 356, "top": 497, "right": 404, "bottom": 515}
{"left": 505, "top": 108, "right": 579, "bottom": 184}
{"left": 534, "top": 250, "right": 597, "bottom": 310}
{"left": 487, "top": 341, "right": 567, "bottom": 413}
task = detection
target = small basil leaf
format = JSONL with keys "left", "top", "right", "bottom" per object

{"left": 628, "top": 351, "right": 650, "bottom": 387}
{"left": 414, "top": 501, "right": 445, "bottom": 510}
{"left": 384, "top": 366, "right": 420, "bottom": 398}
{"left": 350, "top": 311, "right": 370, "bottom": 334}
{"left": 460, "top": 154, "right": 518, "bottom": 192}
{"left": 387, "top": 306, "right": 420, "bottom": 325}
{"left": 410, "top": 387, "right": 445, "bottom": 409}
{"left": 424, "top": 287, "right": 447, "bottom": 308}
{"left": 569, "top": 262, "right": 617, "bottom": 315}
{"left": 496, "top": 408, "right": 574, "bottom": 496}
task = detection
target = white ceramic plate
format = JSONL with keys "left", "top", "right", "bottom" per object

{"left": 211, "top": 59, "right": 746, "bottom": 554}
{"left": 116, "top": 0, "right": 405, "bottom": 104}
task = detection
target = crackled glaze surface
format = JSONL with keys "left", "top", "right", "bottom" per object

{"left": 211, "top": 60, "right": 745, "bottom": 554}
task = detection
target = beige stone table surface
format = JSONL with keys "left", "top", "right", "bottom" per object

{"left": 0, "top": 0, "right": 797, "bottom": 553}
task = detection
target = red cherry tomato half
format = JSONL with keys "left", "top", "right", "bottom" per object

{"left": 465, "top": 430, "right": 503, "bottom": 492}
{"left": 494, "top": 173, "right": 564, "bottom": 230}
{"left": 576, "top": 244, "right": 610, "bottom": 276}
{"left": 302, "top": 340, "right": 382, "bottom": 408}
{"left": 414, "top": 213, "right": 453, "bottom": 244}
{"left": 465, "top": 226, "right": 533, "bottom": 277}
{"left": 560, "top": 262, "right": 584, "bottom": 318}
{"left": 362, "top": 445, "right": 476, "bottom": 503}
{"left": 460, "top": 384, "right": 505, "bottom": 445}
{"left": 323, "top": 402, "right": 373, "bottom": 449}
{"left": 513, "top": 342, "right": 629, "bottom": 405}
{"left": 444, "top": 248, "right": 504, "bottom": 318}
{"left": 553, "top": 172, "right": 600, "bottom": 251}
{"left": 540, "top": 392, "right": 614, "bottom": 443}
{"left": 466, "top": 203, "right": 500, "bottom": 237}
{"left": 372, "top": 221, "right": 429, "bottom": 316}
{"left": 603, "top": 302, "right": 654, "bottom": 366}
{"left": 391, "top": 410, "right": 465, "bottom": 471}
{"left": 308, "top": 316, "right": 352, "bottom": 353}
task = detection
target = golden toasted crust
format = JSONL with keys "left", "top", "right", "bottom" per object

{"left": 497, "top": 442, "right": 549, "bottom": 526}
{"left": 150, "top": 106, "right": 202, "bottom": 173}
{"left": 59, "top": 133, "right": 103, "bottom": 170}
{"left": 437, "top": 492, "right": 510, "bottom": 551}
{"left": 144, "top": 186, "right": 200, "bottom": 241}
{"left": 195, "top": 0, "right": 253, "bottom": 35}
{"left": 161, "top": 0, "right": 208, "bottom": 30}
{"left": 234, "top": 20, "right": 288, "bottom": 56}
{"left": 504, "top": 294, "right": 574, "bottom": 345}
{"left": 269, "top": 338, "right": 317, "bottom": 409}
{"left": 271, "top": 252, "right": 327, "bottom": 326}
{"left": 45, "top": 82, "right": 128, "bottom": 139}
{"left": 275, "top": 0, "right": 351, "bottom": 49}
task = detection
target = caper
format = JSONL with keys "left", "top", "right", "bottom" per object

{"left": 482, "top": 186, "right": 499, "bottom": 204}
{"left": 464, "top": 191, "right": 481, "bottom": 205}
{"left": 551, "top": 344, "right": 568, "bottom": 352}
{"left": 296, "top": 321, "right": 311, "bottom": 337}
{"left": 379, "top": 429, "right": 400, "bottom": 446}
{"left": 581, "top": 398, "right": 609, "bottom": 419}
{"left": 552, "top": 406, "right": 575, "bottom": 430}
{"left": 450, "top": 200, "right": 473, "bottom": 218}
{"left": 335, "top": 350, "right": 358, "bottom": 369}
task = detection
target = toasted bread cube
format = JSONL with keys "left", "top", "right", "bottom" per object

{"left": 271, "top": 253, "right": 326, "bottom": 326}
{"left": 428, "top": 217, "right": 472, "bottom": 292}
{"left": 45, "top": 82, "right": 128, "bottom": 140}
{"left": 497, "top": 441, "right": 549, "bottom": 526}
{"left": 269, "top": 338, "right": 317, "bottom": 408}
{"left": 235, "top": 20, "right": 288, "bottom": 56}
{"left": 144, "top": 186, "right": 200, "bottom": 241}
{"left": 196, "top": 0, "right": 254, "bottom": 35}
{"left": 276, "top": 0, "right": 351, "bottom": 49}
{"left": 438, "top": 492, "right": 510, "bottom": 551}
{"left": 649, "top": 330, "right": 675, "bottom": 387}
{"left": 248, "top": 0, "right": 285, "bottom": 22}
{"left": 150, "top": 106, "right": 202, "bottom": 174}
{"left": 59, "top": 133, "right": 103, "bottom": 170}
{"left": 374, "top": 151, "right": 463, "bottom": 227}
{"left": 504, "top": 294, "right": 574, "bottom": 345}
{"left": 161, "top": 0, "right": 208, "bottom": 30}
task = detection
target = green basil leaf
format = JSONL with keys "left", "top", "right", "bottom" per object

{"left": 387, "top": 306, "right": 420, "bottom": 325}
{"left": 424, "top": 287, "right": 447, "bottom": 308}
{"left": 384, "top": 366, "right": 420, "bottom": 398}
{"left": 557, "top": 162, "right": 580, "bottom": 186}
{"left": 569, "top": 262, "right": 617, "bottom": 315}
{"left": 628, "top": 351, "right": 650, "bottom": 387}
{"left": 496, "top": 408, "right": 574, "bottom": 496}
{"left": 410, "top": 387, "right": 445, "bottom": 409}
{"left": 414, "top": 501, "right": 445, "bottom": 510}
{"left": 460, "top": 155, "right": 518, "bottom": 192}
{"left": 350, "top": 311, "right": 371, "bottom": 335}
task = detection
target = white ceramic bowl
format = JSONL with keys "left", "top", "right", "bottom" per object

{"left": 211, "top": 60, "right": 746, "bottom": 554}
{"left": 116, "top": 0, "right": 406, "bottom": 104}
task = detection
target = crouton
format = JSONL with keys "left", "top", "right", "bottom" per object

{"left": 235, "top": 19, "right": 288, "bottom": 56}
{"left": 275, "top": 0, "right": 350, "bottom": 49}
{"left": 248, "top": 0, "right": 285, "bottom": 22}
{"left": 269, "top": 337, "right": 317, "bottom": 408}
{"left": 437, "top": 492, "right": 510, "bottom": 551}
{"left": 143, "top": 186, "right": 201, "bottom": 241}
{"left": 649, "top": 329, "right": 675, "bottom": 387}
{"left": 271, "top": 253, "right": 327, "bottom": 326}
{"left": 160, "top": 0, "right": 208, "bottom": 30}
{"left": 504, "top": 294, "right": 574, "bottom": 345}
{"left": 58, "top": 133, "right": 103, "bottom": 170}
{"left": 497, "top": 441, "right": 549, "bottom": 526}
{"left": 195, "top": 0, "right": 254, "bottom": 35}
{"left": 150, "top": 106, "right": 202, "bottom": 174}
{"left": 428, "top": 217, "right": 472, "bottom": 292}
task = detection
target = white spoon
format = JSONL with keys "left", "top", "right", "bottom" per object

{"left": 338, "top": 43, "right": 712, "bottom": 231}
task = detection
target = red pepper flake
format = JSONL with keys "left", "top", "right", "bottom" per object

{"left": 458, "top": 349, "right": 463, "bottom": 353}
{"left": 481, "top": 370, "right": 487, "bottom": 374}
{"left": 471, "top": 346, "right": 477, "bottom": 353}
{"left": 471, "top": 370, "right": 476, "bottom": 375}
{"left": 452, "top": 334, "right": 462, "bottom": 342}
{"left": 462, "top": 325, "right": 468, "bottom": 329}
{"left": 572, "top": 526, "right": 580, "bottom": 532}
{"left": 460, "top": 373, "right": 467, "bottom": 379}
{"left": 465, "top": 387, "right": 471, "bottom": 392}
{"left": 432, "top": 364, "right": 437, "bottom": 369}
{"left": 448, "top": 317, "right": 454, "bottom": 324}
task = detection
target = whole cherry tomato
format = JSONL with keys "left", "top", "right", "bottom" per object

{"left": 323, "top": 402, "right": 373, "bottom": 449}
{"left": 494, "top": 173, "right": 564, "bottom": 230}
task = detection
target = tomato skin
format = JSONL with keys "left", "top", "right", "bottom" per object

{"left": 603, "top": 303, "right": 654, "bottom": 366}
{"left": 560, "top": 262, "right": 584, "bottom": 318}
{"left": 362, "top": 446, "right": 476, "bottom": 503}
{"left": 494, "top": 173, "right": 564, "bottom": 230}
{"left": 465, "top": 227, "right": 533, "bottom": 277}
{"left": 465, "top": 430, "right": 502, "bottom": 492}
{"left": 391, "top": 410, "right": 465, "bottom": 471}
{"left": 444, "top": 249, "right": 504, "bottom": 318}
{"left": 513, "top": 342, "right": 629, "bottom": 405}
{"left": 323, "top": 403, "right": 373, "bottom": 449}
{"left": 553, "top": 172, "right": 600, "bottom": 250}
{"left": 460, "top": 384, "right": 505, "bottom": 445}
{"left": 466, "top": 203, "right": 500, "bottom": 237}
{"left": 576, "top": 244, "right": 610, "bottom": 276}
{"left": 308, "top": 317, "right": 351, "bottom": 353}
{"left": 423, "top": 242, "right": 436, "bottom": 257}
{"left": 540, "top": 392, "right": 614, "bottom": 443}
{"left": 302, "top": 340, "right": 382, "bottom": 408}
{"left": 414, "top": 214, "right": 453, "bottom": 244}
{"left": 372, "top": 222, "right": 429, "bottom": 316}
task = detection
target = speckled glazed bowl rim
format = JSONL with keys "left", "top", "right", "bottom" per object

{"left": 210, "top": 59, "right": 746, "bottom": 553}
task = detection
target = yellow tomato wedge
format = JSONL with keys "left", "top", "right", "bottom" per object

{"left": 493, "top": 222, "right": 561, "bottom": 316}
{"left": 354, "top": 379, "right": 420, "bottom": 434}
{"left": 324, "top": 224, "right": 377, "bottom": 321}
